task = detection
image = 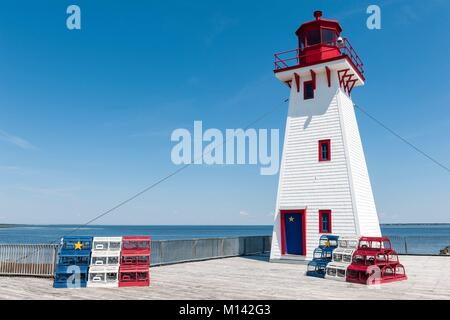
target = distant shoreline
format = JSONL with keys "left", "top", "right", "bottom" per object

{"left": 0, "top": 224, "right": 22, "bottom": 228}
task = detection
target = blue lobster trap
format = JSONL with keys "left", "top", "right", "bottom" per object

{"left": 53, "top": 265, "right": 89, "bottom": 288}
{"left": 318, "top": 235, "right": 339, "bottom": 249}
{"left": 60, "top": 236, "right": 93, "bottom": 254}
{"left": 306, "top": 259, "right": 330, "bottom": 278}
{"left": 313, "top": 246, "right": 334, "bottom": 259}
{"left": 57, "top": 251, "right": 91, "bottom": 266}
{"left": 53, "top": 236, "right": 93, "bottom": 288}
{"left": 306, "top": 235, "right": 339, "bottom": 278}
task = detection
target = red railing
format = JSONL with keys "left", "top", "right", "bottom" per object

{"left": 274, "top": 38, "right": 364, "bottom": 77}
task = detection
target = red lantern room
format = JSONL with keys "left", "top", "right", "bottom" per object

{"left": 295, "top": 10, "right": 342, "bottom": 65}
{"left": 274, "top": 10, "right": 364, "bottom": 83}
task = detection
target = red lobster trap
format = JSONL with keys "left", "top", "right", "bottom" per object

{"left": 346, "top": 237, "right": 407, "bottom": 285}
{"left": 118, "top": 236, "right": 151, "bottom": 287}
{"left": 119, "top": 266, "right": 150, "bottom": 287}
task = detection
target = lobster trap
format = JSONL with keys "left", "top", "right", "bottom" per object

{"left": 346, "top": 236, "right": 407, "bottom": 285}
{"left": 318, "top": 235, "right": 339, "bottom": 249}
{"left": 91, "top": 251, "right": 121, "bottom": 267}
{"left": 53, "top": 236, "right": 93, "bottom": 289}
{"left": 306, "top": 235, "right": 339, "bottom": 279}
{"left": 121, "top": 236, "right": 151, "bottom": 255}
{"left": 306, "top": 259, "right": 329, "bottom": 278}
{"left": 60, "top": 236, "right": 93, "bottom": 254}
{"left": 53, "top": 265, "right": 89, "bottom": 288}
{"left": 92, "top": 237, "right": 122, "bottom": 253}
{"left": 337, "top": 236, "right": 359, "bottom": 250}
{"left": 87, "top": 266, "right": 120, "bottom": 288}
{"left": 118, "top": 236, "right": 151, "bottom": 287}
{"left": 325, "top": 262, "right": 348, "bottom": 281}
{"left": 118, "top": 266, "right": 150, "bottom": 287}
{"left": 312, "top": 247, "right": 334, "bottom": 260}
{"left": 324, "top": 235, "right": 358, "bottom": 282}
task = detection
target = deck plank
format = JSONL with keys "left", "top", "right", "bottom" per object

{"left": 0, "top": 255, "right": 449, "bottom": 300}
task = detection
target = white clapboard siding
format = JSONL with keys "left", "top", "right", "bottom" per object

{"left": 338, "top": 91, "right": 382, "bottom": 237}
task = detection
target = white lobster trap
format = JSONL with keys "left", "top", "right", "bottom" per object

{"left": 92, "top": 237, "right": 122, "bottom": 252}
{"left": 332, "top": 248, "right": 355, "bottom": 264}
{"left": 332, "top": 236, "right": 358, "bottom": 264}
{"left": 325, "top": 262, "right": 348, "bottom": 281}
{"left": 337, "top": 236, "right": 359, "bottom": 250}
{"left": 325, "top": 236, "right": 359, "bottom": 281}
{"left": 87, "top": 265, "right": 120, "bottom": 288}
{"left": 90, "top": 251, "right": 121, "bottom": 267}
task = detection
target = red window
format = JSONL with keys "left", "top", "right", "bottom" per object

{"left": 319, "top": 210, "right": 332, "bottom": 233}
{"left": 318, "top": 139, "right": 331, "bottom": 161}
{"left": 304, "top": 81, "right": 314, "bottom": 100}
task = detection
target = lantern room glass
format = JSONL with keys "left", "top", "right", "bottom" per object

{"left": 322, "top": 28, "right": 337, "bottom": 45}
{"left": 306, "top": 29, "right": 320, "bottom": 46}
{"left": 301, "top": 27, "right": 339, "bottom": 48}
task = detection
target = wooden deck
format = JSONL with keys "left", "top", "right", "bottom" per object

{"left": 0, "top": 255, "right": 449, "bottom": 300}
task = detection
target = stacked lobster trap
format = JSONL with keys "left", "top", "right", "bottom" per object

{"left": 306, "top": 235, "right": 408, "bottom": 285}
{"left": 306, "top": 235, "right": 339, "bottom": 278}
{"left": 87, "top": 237, "right": 122, "bottom": 288}
{"left": 53, "top": 235, "right": 151, "bottom": 289}
{"left": 346, "top": 237, "right": 407, "bottom": 284}
{"left": 53, "top": 236, "right": 93, "bottom": 288}
{"left": 119, "top": 236, "right": 151, "bottom": 287}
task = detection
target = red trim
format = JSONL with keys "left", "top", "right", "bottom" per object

{"left": 325, "top": 66, "right": 331, "bottom": 87}
{"left": 303, "top": 80, "right": 314, "bottom": 100}
{"left": 318, "top": 139, "right": 331, "bottom": 161}
{"left": 338, "top": 69, "right": 350, "bottom": 87}
{"left": 294, "top": 73, "right": 300, "bottom": 92}
{"left": 274, "top": 52, "right": 365, "bottom": 82}
{"left": 319, "top": 210, "right": 332, "bottom": 233}
{"left": 347, "top": 79, "right": 357, "bottom": 96}
{"left": 310, "top": 70, "right": 316, "bottom": 90}
{"left": 280, "top": 213, "right": 286, "bottom": 255}
{"left": 280, "top": 209, "right": 307, "bottom": 256}
{"left": 343, "top": 74, "right": 356, "bottom": 94}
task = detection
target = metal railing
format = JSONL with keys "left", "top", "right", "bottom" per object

{"left": 388, "top": 236, "right": 450, "bottom": 255}
{"left": 0, "top": 236, "right": 271, "bottom": 278}
{"left": 150, "top": 236, "right": 271, "bottom": 266}
{"left": 0, "top": 244, "right": 59, "bottom": 277}
{"left": 274, "top": 38, "right": 364, "bottom": 76}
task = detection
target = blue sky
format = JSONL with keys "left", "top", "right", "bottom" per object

{"left": 0, "top": 0, "right": 449, "bottom": 225}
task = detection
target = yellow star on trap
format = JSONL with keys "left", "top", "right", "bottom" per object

{"left": 74, "top": 241, "right": 83, "bottom": 250}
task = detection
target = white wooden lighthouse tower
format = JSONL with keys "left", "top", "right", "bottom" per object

{"left": 270, "top": 11, "right": 381, "bottom": 262}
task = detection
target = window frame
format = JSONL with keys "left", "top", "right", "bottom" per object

{"left": 305, "top": 29, "right": 321, "bottom": 46}
{"left": 319, "top": 210, "right": 332, "bottom": 234}
{"left": 321, "top": 27, "right": 338, "bottom": 46}
{"left": 318, "top": 139, "right": 331, "bottom": 161}
{"left": 303, "top": 80, "right": 314, "bottom": 100}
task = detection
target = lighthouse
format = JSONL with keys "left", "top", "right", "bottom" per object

{"left": 270, "top": 11, "right": 381, "bottom": 262}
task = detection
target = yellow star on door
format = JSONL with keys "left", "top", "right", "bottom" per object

{"left": 289, "top": 216, "right": 295, "bottom": 223}
{"left": 74, "top": 241, "right": 83, "bottom": 250}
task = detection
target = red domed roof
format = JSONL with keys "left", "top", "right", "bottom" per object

{"left": 295, "top": 10, "right": 342, "bottom": 36}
